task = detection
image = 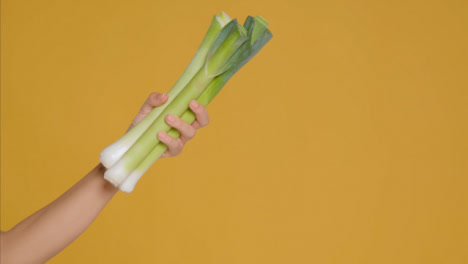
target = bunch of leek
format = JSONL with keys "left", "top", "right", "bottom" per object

{"left": 100, "top": 12, "right": 273, "bottom": 192}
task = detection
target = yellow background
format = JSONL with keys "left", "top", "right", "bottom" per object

{"left": 1, "top": 0, "right": 467, "bottom": 263}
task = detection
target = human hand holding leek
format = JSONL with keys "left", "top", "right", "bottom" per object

{"left": 128, "top": 92, "right": 209, "bottom": 158}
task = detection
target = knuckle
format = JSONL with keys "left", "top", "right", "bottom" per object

{"left": 169, "top": 137, "right": 178, "bottom": 147}
{"left": 187, "top": 129, "right": 196, "bottom": 139}
{"left": 138, "top": 108, "right": 151, "bottom": 116}
{"left": 167, "top": 116, "right": 178, "bottom": 126}
{"left": 193, "top": 105, "right": 202, "bottom": 113}
{"left": 171, "top": 145, "right": 183, "bottom": 156}
{"left": 149, "top": 92, "right": 159, "bottom": 99}
{"left": 199, "top": 107, "right": 208, "bottom": 115}
{"left": 177, "top": 139, "right": 185, "bottom": 149}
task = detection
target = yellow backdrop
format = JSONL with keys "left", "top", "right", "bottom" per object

{"left": 1, "top": 0, "right": 467, "bottom": 263}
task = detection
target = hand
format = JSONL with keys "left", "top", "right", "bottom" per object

{"left": 128, "top": 92, "right": 210, "bottom": 158}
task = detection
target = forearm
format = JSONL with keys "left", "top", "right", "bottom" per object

{"left": 1, "top": 164, "right": 117, "bottom": 264}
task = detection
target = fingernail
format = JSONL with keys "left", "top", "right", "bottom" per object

{"left": 158, "top": 132, "right": 167, "bottom": 139}
{"left": 166, "top": 114, "right": 175, "bottom": 123}
{"left": 190, "top": 100, "right": 199, "bottom": 109}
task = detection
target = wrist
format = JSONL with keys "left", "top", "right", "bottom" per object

{"left": 93, "top": 163, "right": 119, "bottom": 194}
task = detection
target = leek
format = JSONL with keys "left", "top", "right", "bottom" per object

{"left": 100, "top": 12, "right": 273, "bottom": 192}
{"left": 119, "top": 16, "right": 273, "bottom": 192}
{"left": 104, "top": 19, "right": 248, "bottom": 186}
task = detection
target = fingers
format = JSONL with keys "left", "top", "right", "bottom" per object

{"left": 189, "top": 100, "right": 209, "bottom": 129}
{"left": 158, "top": 131, "right": 183, "bottom": 157}
{"left": 155, "top": 99, "right": 210, "bottom": 158}
{"left": 165, "top": 114, "right": 196, "bottom": 144}
{"left": 139, "top": 92, "right": 168, "bottom": 115}
{"left": 129, "top": 93, "right": 168, "bottom": 129}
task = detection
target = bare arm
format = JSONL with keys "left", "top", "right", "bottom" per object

{"left": 0, "top": 164, "right": 116, "bottom": 263}
{"left": 0, "top": 93, "right": 210, "bottom": 264}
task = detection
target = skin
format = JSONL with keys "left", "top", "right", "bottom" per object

{"left": 0, "top": 93, "right": 210, "bottom": 264}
